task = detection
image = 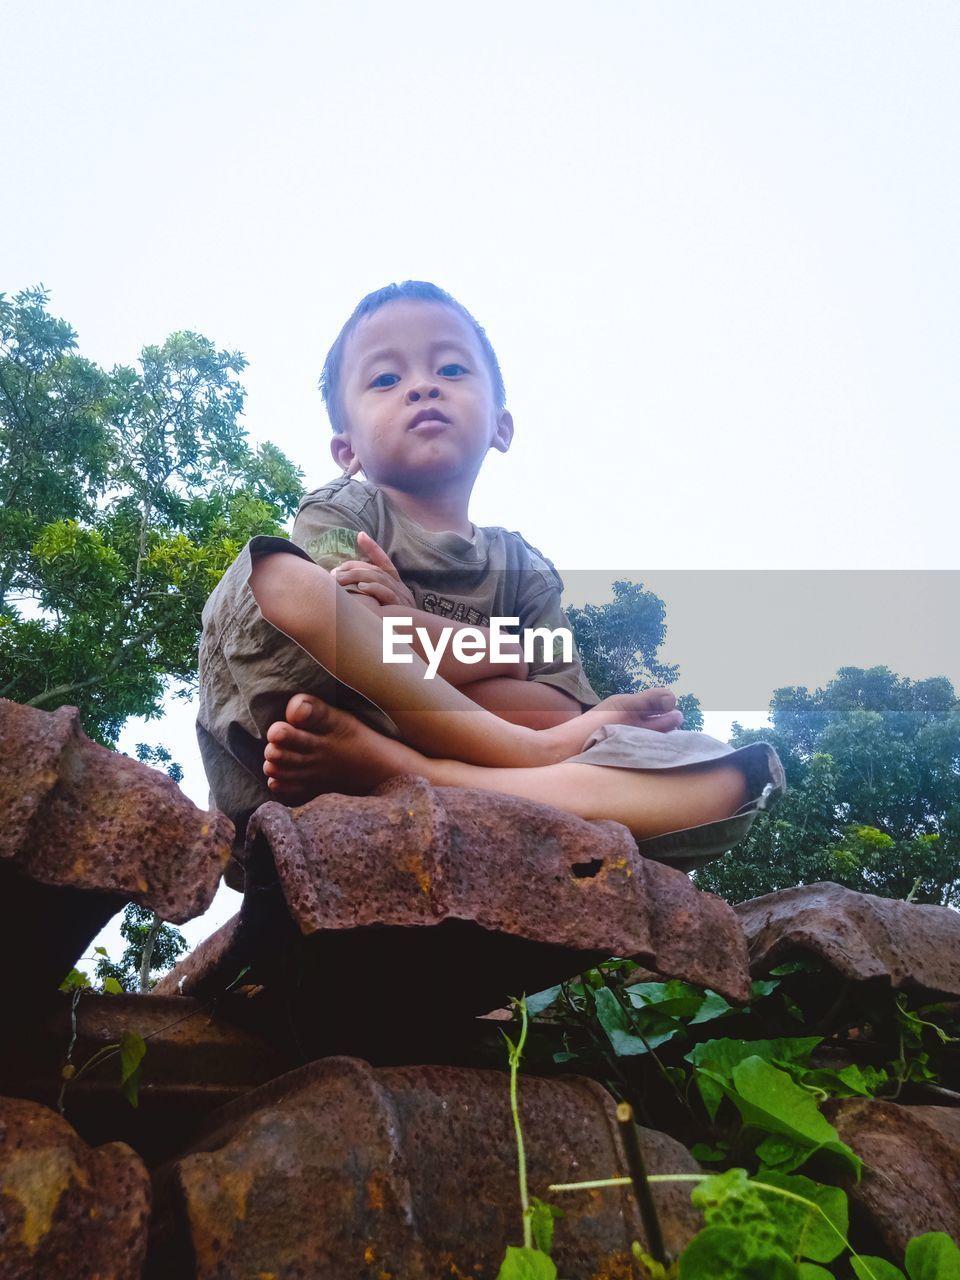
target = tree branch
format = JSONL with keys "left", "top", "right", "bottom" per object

{"left": 24, "top": 628, "right": 158, "bottom": 708}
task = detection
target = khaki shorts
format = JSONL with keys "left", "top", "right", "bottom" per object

{"left": 197, "top": 536, "right": 400, "bottom": 842}
{"left": 198, "top": 538, "right": 782, "bottom": 871}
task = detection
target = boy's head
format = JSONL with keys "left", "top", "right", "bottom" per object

{"left": 321, "top": 281, "right": 506, "bottom": 435}
{"left": 321, "top": 281, "right": 513, "bottom": 493}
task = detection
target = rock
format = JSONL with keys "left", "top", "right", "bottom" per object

{"left": 150, "top": 1058, "right": 702, "bottom": 1278}
{"left": 825, "top": 1098, "right": 960, "bottom": 1256}
{"left": 0, "top": 699, "right": 232, "bottom": 1020}
{"left": 0, "top": 1095, "right": 150, "bottom": 1280}
{"left": 154, "top": 775, "right": 750, "bottom": 1057}
{"left": 0, "top": 992, "right": 291, "bottom": 1168}
{"left": 736, "top": 881, "right": 960, "bottom": 998}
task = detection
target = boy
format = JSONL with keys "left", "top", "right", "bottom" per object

{"left": 198, "top": 282, "right": 782, "bottom": 867}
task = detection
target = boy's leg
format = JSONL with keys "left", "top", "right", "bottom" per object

{"left": 251, "top": 551, "right": 683, "bottom": 774}
{"left": 259, "top": 696, "right": 747, "bottom": 841}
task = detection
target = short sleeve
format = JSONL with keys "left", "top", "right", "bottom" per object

{"left": 292, "top": 482, "right": 374, "bottom": 570}
{"left": 519, "top": 584, "right": 599, "bottom": 708}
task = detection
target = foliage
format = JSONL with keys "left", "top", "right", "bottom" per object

{"left": 0, "top": 285, "right": 302, "bottom": 745}
{"left": 512, "top": 957, "right": 958, "bottom": 1274}
{"left": 56, "top": 979, "right": 147, "bottom": 1111}
{"left": 567, "top": 579, "right": 703, "bottom": 730}
{"left": 92, "top": 903, "right": 188, "bottom": 992}
{"left": 695, "top": 666, "right": 960, "bottom": 906}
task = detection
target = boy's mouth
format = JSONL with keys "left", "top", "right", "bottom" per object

{"left": 407, "top": 409, "right": 452, "bottom": 430}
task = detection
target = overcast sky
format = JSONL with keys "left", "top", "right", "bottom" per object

{"left": 4, "top": 1, "right": 958, "bottom": 957}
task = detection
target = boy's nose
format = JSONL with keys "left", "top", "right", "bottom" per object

{"left": 407, "top": 385, "right": 441, "bottom": 403}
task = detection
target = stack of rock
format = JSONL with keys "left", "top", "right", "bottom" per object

{"left": 1, "top": 698, "right": 958, "bottom": 1278}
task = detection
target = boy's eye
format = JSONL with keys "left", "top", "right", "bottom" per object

{"left": 439, "top": 363, "right": 468, "bottom": 377}
{"left": 370, "top": 373, "right": 399, "bottom": 388}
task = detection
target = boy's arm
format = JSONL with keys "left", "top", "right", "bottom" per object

{"left": 338, "top": 534, "right": 530, "bottom": 686}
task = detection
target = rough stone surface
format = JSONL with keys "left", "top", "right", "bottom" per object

{"left": 736, "top": 881, "right": 960, "bottom": 998}
{"left": 0, "top": 699, "right": 233, "bottom": 1013}
{"left": 825, "top": 1099, "right": 960, "bottom": 1256}
{"left": 156, "top": 775, "right": 750, "bottom": 1039}
{"left": 0, "top": 1095, "right": 150, "bottom": 1280}
{"left": 0, "top": 993, "right": 290, "bottom": 1167}
{"left": 150, "top": 1057, "right": 701, "bottom": 1278}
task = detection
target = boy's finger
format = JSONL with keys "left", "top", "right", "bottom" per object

{"left": 356, "top": 580, "right": 399, "bottom": 605}
{"left": 357, "top": 531, "right": 400, "bottom": 576}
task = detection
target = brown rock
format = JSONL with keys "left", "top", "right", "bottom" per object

{"left": 0, "top": 1095, "right": 149, "bottom": 1280}
{"left": 0, "top": 992, "right": 291, "bottom": 1167}
{"left": 0, "top": 699, "right": 233, "bottom": 1015}
{"left": 150, "top": 1058, "right": 701, "bottom": 1278}
{"left": 825, "top": 1098, "right": 960, "bottom": 1256}
{"left": 736, "top": 881, "right": 960, "bottom": 998}
{"left": 155, "top": 776, "right": 750, "bottom": 1057}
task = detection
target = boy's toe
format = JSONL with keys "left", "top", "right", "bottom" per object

{"left": 285, "top": 693, "right": 334, "bottom": 731}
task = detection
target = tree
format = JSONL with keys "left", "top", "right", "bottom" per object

{"left": 695, "top": 666, "right": 960, "bottom": 907}
{"left": 567, "top": 579, "right": 704, "bottom": 730}
{"left": 93, "top": 904, "right": 188, "bottom": 993}
{"left": 0, "top": 286, "right": 302, "bottom": 744}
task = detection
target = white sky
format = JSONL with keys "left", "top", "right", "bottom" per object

{"left": 4, "top": 1, "right": 958, "bottom": 963}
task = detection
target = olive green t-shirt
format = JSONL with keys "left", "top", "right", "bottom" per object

{"left": 293, "top": 476, "right": 598, "bottom": 708}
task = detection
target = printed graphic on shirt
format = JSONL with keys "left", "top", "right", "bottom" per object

{"left": 304, "top": 527, "right": 360, "bottom": 570}
{"left": 420, "top": 593, "right": 490, "bottom": 626}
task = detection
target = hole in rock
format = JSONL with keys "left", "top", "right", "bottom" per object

{"left": 570, "top": 859, "right": 603, "bottom": 879}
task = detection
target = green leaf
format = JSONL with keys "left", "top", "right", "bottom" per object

{"left": 528, "top": 1198, "right": 564, "bottom": 1257}
{"left": 719, "top": 1057, "right": 861, "bottom": 1175}
{"left": 496, "top": 1246, "right": 558, "bottom": 1279}
{"left": 852, "top": 1258, "right": 907, "bottom": 1280}
{"left": 119, "top": 1030, "right": 146, "bottom": 1108}
{"left": 593, "top": 986, "right": 679, "bottom": 1056}
{"left": 689, "top": 1142, "right": 729, "bottom": 1164}
{"left": 59, "top": 968, "right": 91, "bottom": 992}
{"left": 756, "top": 1135, "right": 810, "bottom": 1174}
{"left": 94, "top": 946, "right": 108, "bottom": 956}
{"left": 102, "top": 976, "right": 123, "bottom": 995}
{"left": 524, "top": 986, "right": 561, "bottom": 1017}
{"left": 754, "top": 1171, "right": 848, "bottom": 1263}
{"left": 750, "top": 978, "right": 781, "bottom": 999}
{"left": 798, "top": 1265, "right": 835, "bottom": 1279}
{"left": 905, "top": 1232, "right": 960, "bottom": 1280}
{"left": 679, "top": 1226, "right": 800, "bottom": 1279}
{"left": 686, "top": 1037, "right": 823, "bottom": 1121}
{"left": 690, "top": 989, "right": 735, "bottom": 1024}
{"left": 627, "top": 980, "right": 705, "bottom": 1019}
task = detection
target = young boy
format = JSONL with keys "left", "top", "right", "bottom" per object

{"left": 198, "top": 281, "right": 782, "bottom": 867}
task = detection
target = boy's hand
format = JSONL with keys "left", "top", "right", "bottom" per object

{"left": 332, "top": 531, "right": 417, "bottom": 608}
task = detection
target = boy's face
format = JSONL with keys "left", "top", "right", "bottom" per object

{"left": 331, "top": 300, "right": 513, "bottom": 495}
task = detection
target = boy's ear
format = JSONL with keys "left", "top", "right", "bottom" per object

{"left": 490, "top": 410, "right": 514, "bottom": 455}
{"left": 330, "top": 432, "right": 357, "bottom": 472}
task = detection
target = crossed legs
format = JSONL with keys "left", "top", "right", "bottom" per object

{"left": 249, "top": 551, "right": 747, "bottom": 841}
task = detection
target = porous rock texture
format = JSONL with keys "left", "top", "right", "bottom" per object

{"left": 826, "top": 1099, "right": 960, "bottom": 1256}
{"left": 736, "top": 881, "right": 960, "bottom": 998}
{"left": 153, "top": 774, "right": 751, "bottom": 1057}
{"left": 149, "top": 1057, "right": 701, "bottom": 1279}
{"left": 0, "top": 699, "right": 232, "bottom": 1016}
{"left": 0, "top": 1096, "right": 150, "bottom": 1280}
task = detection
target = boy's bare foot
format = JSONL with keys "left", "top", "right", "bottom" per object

{"left": 263, "top": 696, "right": 428, "bottom": 803}
{"left": 540, "top": 689, "right": 684, "bottom": 760}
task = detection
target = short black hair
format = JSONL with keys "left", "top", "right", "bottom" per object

{"left": 320, "top": 280, "right": 507, "bottom": 434}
